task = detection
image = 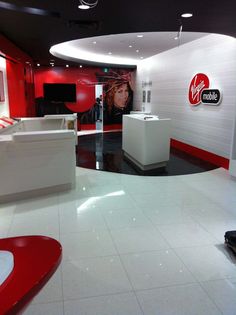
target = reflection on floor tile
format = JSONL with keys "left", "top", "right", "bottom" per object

{"left": 64, "top": 293, "right": 143, "bottom": 315}
{"left": 23, "top": 302, "right": 64, "bottom": 315}
{"left": 62, "top": 256, "right": 132, "bottom": 300}
{"left": 136, "top": 283, "right": 221, "bottom": 315}
{"left": 175, "top": 245, "right": 236, "bottom": 281}
{"left": 120, "top": 250, "right": 196, "bottom": 290}
{"left": 110, "top": 226, "right": 170, "bottom": 254}
{"left": 61, "top": 230, "right": 117, "bottom": 260}
{"left": 201, "top": 278, "right": 236, "bottom": 315}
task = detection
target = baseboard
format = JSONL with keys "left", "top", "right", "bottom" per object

{"left": 171, "top": 139, "right": 229, "bottom": 169}
{"left": 0, "top": 183, "right": 74, "bottom": 203}
{"left": 103, "top": 124, "right": 122, "bottom": 131}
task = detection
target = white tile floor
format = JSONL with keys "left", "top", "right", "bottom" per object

{"left": 1, "top": 167, "right": 236, "bottom": 315}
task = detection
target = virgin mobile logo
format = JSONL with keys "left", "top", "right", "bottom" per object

{"left": 188, "top": 73, "right": 210, "bottom": 105}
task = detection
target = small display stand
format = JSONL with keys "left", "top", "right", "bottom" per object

{"left": 122, "top": 114, "right": 171, "bottom": 171}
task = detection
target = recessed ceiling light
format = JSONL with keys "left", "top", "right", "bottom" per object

{"left": 79, "top": 65, "right": 83, "bottom": 68}
{"left": 129, "top": 45, "right": 132, "bottom": 48}
{"left": 66, "top": 64, "right": 69, "bottom": 67}
{"left": 93, "top": 41, "right": 97, "bottom": 44}
{"left": 37, "top": 63, "right": 40, "bottom": 67}
{"left": 174, "top": 36, "right": 178, "bottom": 40}
{"left": 181, "top": 13, "right": 193, "bottom": 18}
{"left": 137, "top": 34, "right": 143, "bottom": 38}
{"left": 78, "top": 4, "right": 90, "bottom": 9}
{"left": 136, "top": 49, "right": 139, "bottom": 53}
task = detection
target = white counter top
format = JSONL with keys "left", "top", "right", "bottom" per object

{"left": 12, "top": 130, "right": 75, "bottom": 142}
{"left": 0, "top": 135, "right": 12, "bottom": 143}
{"left": 130, "top": 111, "right": 152, "bottom": 115}
{"left": 126, "top": 114, "right": 160, "bottom": 121}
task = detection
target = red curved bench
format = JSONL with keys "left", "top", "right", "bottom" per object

{"left": 0, "top": 236, "right": 62, "bottom": 315}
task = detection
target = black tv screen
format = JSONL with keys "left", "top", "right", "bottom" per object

{"left": 43, "top": 83, "right": 76, "bottom": 102}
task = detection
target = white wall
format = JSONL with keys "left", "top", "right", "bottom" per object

{"left": 134, "top": 34, "right": 236, "bottom": 158}
{"left": 0, "top": 55, "right": 9, "bottom": 116}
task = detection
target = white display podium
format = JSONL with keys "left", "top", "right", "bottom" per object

{"left": 122, "top": 114, "right": 171, "bottom": 170}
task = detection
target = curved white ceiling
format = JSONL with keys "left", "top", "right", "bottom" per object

{"left": 50, "top": 32, "right": 208, "bottom": 67}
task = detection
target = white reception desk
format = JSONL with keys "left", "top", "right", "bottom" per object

{"left": 122, "top": 114, "right": 171, "bottom": 170}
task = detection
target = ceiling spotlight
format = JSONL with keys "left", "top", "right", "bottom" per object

{"left": 93, "top": 41, "right": 97, "bottom": 44}
{"left": 78, "top": 0, "right": 98, "bottom": 10}
{"left": 66, "top": 64, "right": 69, "bottom": 67}
{"left": 181, "top": 13, "right": 193, "bottom": 18}
{"left": 79, "top": 65, "right": 83, "bottom": 68}
{"left": 136, "top": 49, "right": 139, "bottom": 53}
{"left": 37, "top": 63, "right": 40, "bottom": 67}
{"left": 137, "top": 34, "right": 143, "bottom": 38}
{"left": 129, "top": 45, "right": 132, "bottom": 48}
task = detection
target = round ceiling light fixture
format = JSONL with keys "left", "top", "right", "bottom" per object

{"left": 181, "top": 13, "right": 193, "bottom": 18}
{"left": 78, "top": 0, "right": 98, "bottom": 10}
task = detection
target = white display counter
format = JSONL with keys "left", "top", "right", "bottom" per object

{"left": 122, "top": 114, "right": 171, "bottom": 170}
{"left": 0, "top": 115, "right": 77, "bottom": 202}
{"left": 0, "top": 114, "right": 78, "bottom": 144}
{"left": 0, "top": 130, "right": 76, "bottom": 202}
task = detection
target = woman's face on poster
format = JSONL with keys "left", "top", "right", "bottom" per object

{"left": 113, "top": 83, "right": 129, "bottom": 109}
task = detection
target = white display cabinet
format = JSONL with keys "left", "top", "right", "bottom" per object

{"left": 0, "top": 115, "right": 77, "bottom": 202}
{"left": 122, "top": 114, "right": 171, "bottom": 171}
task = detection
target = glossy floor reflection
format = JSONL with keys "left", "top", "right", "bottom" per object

{"left": 2, "top": 167, "right": 236, "bottom": 315}
{"left": 76, "top": 132, "right": 218, "bottom": 175}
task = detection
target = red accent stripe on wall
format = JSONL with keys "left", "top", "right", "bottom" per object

{"left": 171, "top": 139, "right": 229, "bottom": 169}
{"left": 103, "top": 124, "right": 122, "bottom": 131}
{"left": 80, "top": 124, "right": 96, "bottom": 130}
{"left": 79, "top": 124, "right": 123, "bottom": 131}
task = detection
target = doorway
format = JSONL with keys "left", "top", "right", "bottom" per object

{"left": 95, "top": 84, "right": 103, "bottom": 131}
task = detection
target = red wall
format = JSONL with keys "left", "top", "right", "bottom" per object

{"left": 0, "top": 34, "right": 35, "bottom": 117}
{"left": 34, "top": 67, "right": 98, "bottom": 113}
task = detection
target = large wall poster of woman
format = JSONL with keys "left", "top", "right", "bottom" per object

{"left": 103, "top": 71, "right": 134, "bottom": 125}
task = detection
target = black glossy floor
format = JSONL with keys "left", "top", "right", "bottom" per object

{"left": 76, "top": 132, "right": 219, "bottom": 176}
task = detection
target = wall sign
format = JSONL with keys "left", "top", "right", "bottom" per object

{"left": 201, "top": 89, "right": 221, "bottom": 105}
{"left": 188, "top": 73, "right": 221, "bottom": 106}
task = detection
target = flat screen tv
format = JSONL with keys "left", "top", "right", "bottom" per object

{"left": 43, "top": 83, "right": 76, "bottom": 102}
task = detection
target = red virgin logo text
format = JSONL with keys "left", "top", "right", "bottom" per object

{"left": 188, "top": 73, "right": 210, "bottom": 105}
